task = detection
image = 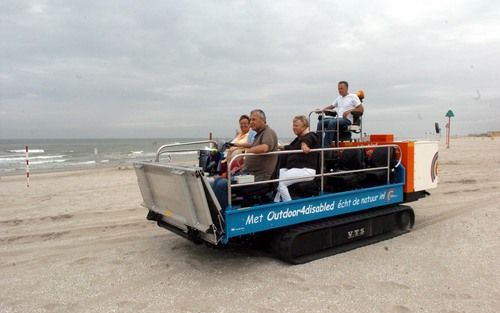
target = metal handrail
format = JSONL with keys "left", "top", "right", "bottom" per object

{"left": 226, "top": 144, "right": 402, "bottom": 207}
{"left": 155, "top": 140, "right": 218, "bottom": 162}
{"left": 229, "top": 165, "right": 396, "bottom": 188}
{"left": 310, "top": 109, "right": 364, "bottom": 147}
{"left": 308, "top": 109, "right": 340, "bottom": 191}
{"left": 309, "top": 109, "right": 340, "bottom": 144}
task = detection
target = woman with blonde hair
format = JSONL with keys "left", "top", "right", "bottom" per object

{"left": 220, "top": 114, "right": 256, "bottom": 177}
{"left": 226, "top": 115, "right": 256, "bottom": 158}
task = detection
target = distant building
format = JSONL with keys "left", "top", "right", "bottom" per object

{"left": 487, "top": 131, "right": 500, "bottom": 137}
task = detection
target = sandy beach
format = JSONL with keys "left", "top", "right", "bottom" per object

{"left": 1, "top": 137, "right": 499, "bottom": 313}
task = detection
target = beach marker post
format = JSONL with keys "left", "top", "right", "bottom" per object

{"left": 26, "top": 145, "right": 30, "bottom": 187}
{"left": 445, "top": 109, "right": 455, "bottom": 149}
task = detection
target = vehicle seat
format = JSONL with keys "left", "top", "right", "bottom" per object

{"left": 347, "top": 111, "right": 363, "bottom": 134}
{"left": 316, "top": 112, "right": 362, "bottom": 146}
{"left": 326, "top": 148, "right": 366, "bottom": 192}
{"left": 287, "top": 151, "right": 321, "bottom": 199}
{"left": 363, "top": 147, "right": 395, "bottom": 187}
{"left": 232, "top": 161, "right": 280, "bottom": 207}
{"left": 288, "top": 179, "right": 320, "bottom": 199}
{"left": 199, "top": 149, "right": 222, "bottom": 175}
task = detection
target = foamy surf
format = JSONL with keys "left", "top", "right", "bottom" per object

{"left": 29, "top": 159, "right": 67, "bottom": 165}
{"left": 9, "top": 149, "right": 45, "bottom": 153}
{"left": 0, "top": 155, "right": 66, "bottom": 164}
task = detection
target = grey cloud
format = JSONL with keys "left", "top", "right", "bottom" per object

{"left": 1, "top": 0, "right": 499, "bottom": 139}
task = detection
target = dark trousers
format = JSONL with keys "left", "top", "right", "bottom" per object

{"left": 317, "top": 117, "right": 351, "bottom": 147}
{"left": 211, "top": 177, "right": 229, "bottom": 210}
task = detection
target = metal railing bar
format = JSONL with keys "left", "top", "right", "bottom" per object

{"left": 155, "top": 140, "right": 218, "bottom": 162}
{"left": 226, "top": 144, "right": 402, "bottom": 206}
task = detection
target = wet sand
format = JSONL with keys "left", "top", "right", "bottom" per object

{"left": 1, "top": 137, "right": 499, "bottom": 313}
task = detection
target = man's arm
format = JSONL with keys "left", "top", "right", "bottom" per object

{"left": 342, "top": 102, "right": 364, "bottom": 119}
{"left": 321, "top": 104, "right": 335, "bottom": 111}
{"left": 233, "top": 142, "right": 253, "bottom": 149}
{"left": 246, "top": 143, "right": 269, "bottom": 154}
{"left": 247, "top": 127, "right": 277, "bottom": 154}
{"left": 353, "top": 103, "right": 364, "bottom": 113}
{"left": 343, "top": 104, "right": 364, "bottom": 118}
{"left": 316, "top": 98, "right": 337, "bottom": 112}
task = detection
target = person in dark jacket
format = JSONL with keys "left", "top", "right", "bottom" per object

{"left": 274, "top": 115, "right": 319, "bottom": 202}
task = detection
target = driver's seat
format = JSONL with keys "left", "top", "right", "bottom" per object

{"left": 347, "top": 111, "right": 363, "bottom": 137}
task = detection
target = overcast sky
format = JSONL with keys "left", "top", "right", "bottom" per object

{"left": 1, "top": 0, "right": 499, "bottom": 139}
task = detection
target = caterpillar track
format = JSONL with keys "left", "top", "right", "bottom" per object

{"left": 271, "top": 205, "right": 414, "bottom": 264}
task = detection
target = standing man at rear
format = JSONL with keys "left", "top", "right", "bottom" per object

{"left": 317, "top": 81, "right": 364, "bottom": 147}
{"left": 212, "top": 109, "right": 278, "bottom": 209}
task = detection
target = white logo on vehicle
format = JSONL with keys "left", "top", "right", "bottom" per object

{"left": 347, "top": 227, "right": 365, "bottom": 239}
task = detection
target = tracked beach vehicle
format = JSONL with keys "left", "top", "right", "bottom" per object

{"left": 134, "top": 112, "right": 438, "bottom": 264}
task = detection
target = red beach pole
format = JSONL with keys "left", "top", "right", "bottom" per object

{"left": 26, "top": 145, "right": 30, "bottom": 187}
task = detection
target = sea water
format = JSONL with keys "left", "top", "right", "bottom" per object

{"left": 0, "top": 137, "right": 295, "bottom": 176}
{"left": 0, "top": 138, "right": 212, "bottom": 175}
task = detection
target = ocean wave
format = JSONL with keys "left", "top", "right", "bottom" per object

{"left": 0, "top": 153, "right": 23, "bottom": 159}
{"left": 69, "top": 161, "right": 96, "bottom": 165}
{"left": 0, "top": 167, "right": 18, "bottom": 172}
{"left": 29, "top": 159, "right": 67, "bottom": 165}
{"left": 0, "top": 139, "right": 204, "bottom": 173}
{"left": 8, "top": 149, "right": 45, "bottom": 153}
{"left": 0, "top": 155, "right": 66, "bottom": 163}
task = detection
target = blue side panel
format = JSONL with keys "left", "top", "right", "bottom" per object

{"left": 224, "top": 183, "right": 404, "bottom": 241}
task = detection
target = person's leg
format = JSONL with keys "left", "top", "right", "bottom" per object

{"left": 318, "top": 118, "right": 336, "bottom": 147}
{"left": 316, "top": 118, "right": 325, "bottom": 146}
{"left": 325, "top": 118, "right": 353, "bottom": 145}
{"left": 277, "top": 168, "right": 316, "bottom": 202}
{"left": 275, "top": 168, "right": 288, "bottom": 202}
{"left": 316, "top": 117, "right": 327, "bottom": 132}
{"left": 337, "top": 118, "right": 352, "bottom": 130}
{"left": 212, "top": 177, "right": 229, "bottom": 209}
{"left": 323, "top": 118, "right": 338, "bottom": 147}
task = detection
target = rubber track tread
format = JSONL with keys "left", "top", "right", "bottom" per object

{"left": 274, "top": 205, "right": 414, "bottom": 264}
